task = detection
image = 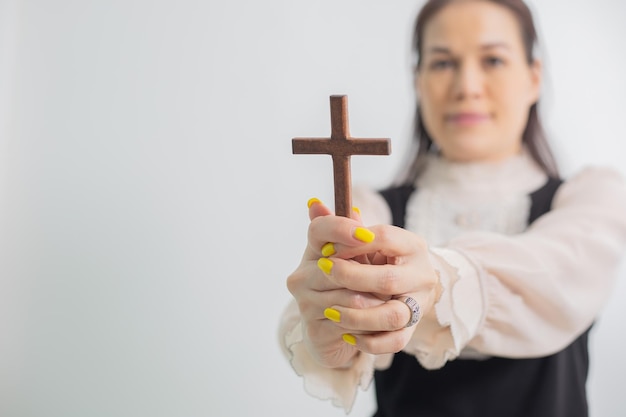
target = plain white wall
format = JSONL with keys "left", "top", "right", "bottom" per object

{"left": 1, "top": 1, "right": 625, "bottom": 416}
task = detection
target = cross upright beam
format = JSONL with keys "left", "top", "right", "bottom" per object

{"left": 292, "top": 95, "right": 391, "bottom": 217}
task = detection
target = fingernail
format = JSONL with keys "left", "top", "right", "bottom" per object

{"left": 321, "top": 242, "right": 336, "bottom": 257}
{"left": 352, "top": 206, "right": 361, "bottom": 215}
{"left": 324, "top": 308, "right": 341, "bottom": 323}
{"left": 307, "top": 197, "right": 321, "bottom": 208}
{"left": 317, "top": 258, "right": 333, "bottom": 275}
{"left": 342, "top": 334, "right": 356, "bottom": 346}
{"left": 354, "top": 227, "right": 375, "bottom": 243}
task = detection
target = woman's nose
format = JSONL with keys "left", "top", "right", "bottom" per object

{"left": 452, "top": 62, "right": 484, "bottom": 100}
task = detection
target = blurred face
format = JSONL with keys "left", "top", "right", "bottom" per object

{"left": 416, "top": 0, "right": 542, "bottom": 163}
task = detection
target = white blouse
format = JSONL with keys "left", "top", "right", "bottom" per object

{"left": 279, "top": 152, "right": 626, "bottom": 412}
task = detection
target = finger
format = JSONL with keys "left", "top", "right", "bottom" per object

{"left": 307, "top": 217, "right": 376, "bottom": 260}
{"left": 303, "top": 319, "right": 374, "bottom": 369}
{"left": 315, "top": 289, "right": 388, "bottom": 319}
{"left": 304, "top": 199, "right": 371, "bottom": 263}
{"left": 341, "top": 328, "right": 414, "bottom": 355}
{"left": 307, "top": 197, "right": 333, "bottom": 221}
{"left": 347, "top": 206, "right": 371, "bottom": 264}
{"left": 318, "top": 257, "right": 427, "bottom": 295}
{"left": 287, "top": 261, "right": 343, "bottom": 297}
{"left": 293, "top": 285, "right": 389, "bottom": 320}
{"left": 350, "top": 206, "right": 363, "bottom": 223}
{"left": 288, "top": 258, "right": 397, "bottom": 301}
{"left": 307, "top": 197, "right": 363, "bottom": 222}
{"left": 324, "top": 298, "right": 413, "bottom": 332}
{"left": 331, "top": 224, "right": 428, "bottom": 261}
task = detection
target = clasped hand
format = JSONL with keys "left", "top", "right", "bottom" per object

{"left": 287, "top": 199, "right": 440, "bottom": 368}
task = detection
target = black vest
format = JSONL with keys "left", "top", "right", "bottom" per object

{"left": 375, "top": 178, "right": 591, "bottom": 417}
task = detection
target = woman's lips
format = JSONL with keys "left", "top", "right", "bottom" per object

{"left": 446, "top": 112, "right": 490, "bottom": 126}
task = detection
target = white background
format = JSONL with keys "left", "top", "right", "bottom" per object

{"left": 1, "top": 1, "right": 625, "bottom": 416}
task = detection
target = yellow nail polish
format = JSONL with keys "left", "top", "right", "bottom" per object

{"left": 307, "top": 197, "right": 321, "bottom": 208}
{"left": 324, "top": 308, "right": 341, "bottom": 323}
{"left": 354, "top": 227, "right": 375, "bottom": 243}
{"left": 321, "top": 242, "right": 336, "bottom": 257}
{"left": 352, "top": 206, "right": 361, "bottom": 215}
{"left": 342, "top": 334, "right": 356, "bottom": 346}
{"left": 317, "top": 258, "right": 333, "bottom": 275}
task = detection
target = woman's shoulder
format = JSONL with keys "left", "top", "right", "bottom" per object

{"left": 568, "top": 165, "right": 624, "bottom": 181}
{"left": 562, "top": 165, "right": 625, "bottom": 189}
{"left": 556, "top": 165, "right": 626, "bottom": 207}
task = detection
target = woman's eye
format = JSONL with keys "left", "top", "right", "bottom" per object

{"left": 430, "top": 60, "right": 454, "bottom": 70}
{"left": 484, "top": 56, "right": 504, "bottom": 67}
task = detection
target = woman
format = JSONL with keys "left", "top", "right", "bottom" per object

{"left": 279, "top": 1, "right": 626, "bottom": 416}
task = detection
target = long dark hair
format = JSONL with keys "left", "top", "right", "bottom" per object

{"left": 399, "top": 0, "right": 559, "bottom": 185}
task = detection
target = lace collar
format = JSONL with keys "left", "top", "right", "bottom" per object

{"left": 416, "top": 150, "right": 548, "bottom": 196}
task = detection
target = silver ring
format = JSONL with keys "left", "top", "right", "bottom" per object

{"left": 400, "top": 296, "right": 421, "bottom": 328}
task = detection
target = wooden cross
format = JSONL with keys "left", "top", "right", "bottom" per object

{"left": 292, "top": 95, "right": 391, "bottom": 217}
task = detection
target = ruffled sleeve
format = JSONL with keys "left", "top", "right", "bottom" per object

{"left": 403, "top": 248, "right": 485, "bottom": 368}
{"left": 405, "top": 167, "right": 626, "bottom": 363}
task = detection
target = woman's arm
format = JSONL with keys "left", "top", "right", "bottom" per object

{"left": 409, "top": 167, "right": 626, "bottom": 364}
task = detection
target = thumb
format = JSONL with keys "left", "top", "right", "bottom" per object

{"left": 307, "top": 197, "right": 332, "bottom": 220}
{"left": 307, "top": 197, "right": 364, "bottom": 223}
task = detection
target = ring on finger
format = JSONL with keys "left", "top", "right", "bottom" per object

{"left": 395, "top": 296, "right": 421, "bottom": 328}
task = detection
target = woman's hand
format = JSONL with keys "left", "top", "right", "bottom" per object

{"left": 287, "top": 199, "right": 385, "bottom": 368}
{"left": 287, "top": 198, "right": 441, "bottom": 368}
